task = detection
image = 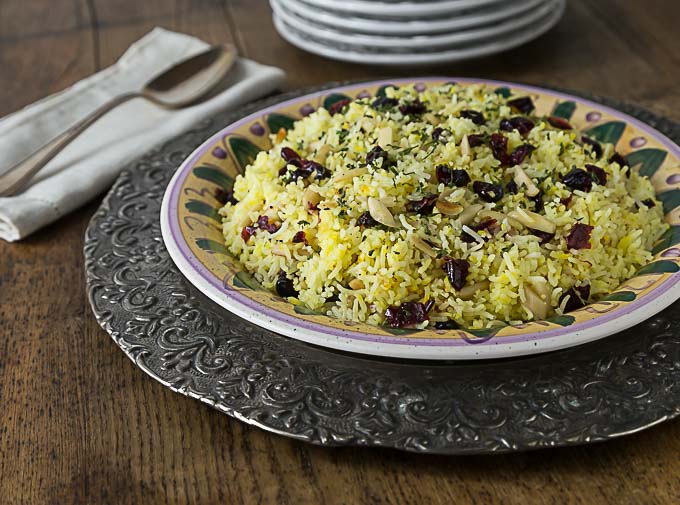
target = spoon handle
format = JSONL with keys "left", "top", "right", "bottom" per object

{"left": 0, "top": 92, "right": 142, "bottom": 197}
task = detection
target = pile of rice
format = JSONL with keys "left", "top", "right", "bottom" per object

{"left": 219, "top": 83, "right": 666, "bottom": 329}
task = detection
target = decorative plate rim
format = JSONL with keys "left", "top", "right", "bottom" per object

{"left": 160, "top": 77, "right": 680, "bottom": 360}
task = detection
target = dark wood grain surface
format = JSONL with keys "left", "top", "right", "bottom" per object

{"left": 1, "top": 1, "right": 679, "bottom": 503}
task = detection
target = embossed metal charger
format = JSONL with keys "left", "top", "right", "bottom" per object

{"left": 85, "top": 84, "right": 680, "bottom": 454}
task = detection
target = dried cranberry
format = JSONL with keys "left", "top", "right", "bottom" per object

{"left": 499, "top": 116, "right": 535, "bottom": 135}
{"left": 641, "top": 198, "right": 656, "bottom": 208}
{"left": 581, "top": 136, "right": 603, "bottom": 158}
{"left": 214, "top": 187, "right": 237, "bottom": 205}
{"left": 459, "top": 109, "right": 486, "bottom": 125}
{"left": 560, "top": 194, "right": 573, "bottom": 207}
{"left": 609, "top": 152, "right": 628, "bottom": 167}
{"left": 434, "top": 320, "right": 460, "bottom": 330}
{"left": 442, "top": 257, "right": 470, "bottom": 290}
{"left": 406, "top": 194, "right": 438, "bottom": 215}
{"left": 562, "top": 168, "right": 593, "bottom": 192}
{"left": 508, "top": 96, "right": 535, "bottom": 114}
{"left": 299, "top": 159, "right": 330, "bottom": 180}
{"left": 530, "top": 190, "right": 544, "bottom": 213}
{"left": 435, "top": 164, "right": 452, "bottom": 185}
{"left": 506, "top": 180, "right": 519, "bottom": 194}
{"left": 288, "top": 163, "right": 314, "bottom": 181}
{"left": 585, "top": 164, "right": 607, "bottom": 185}
{"left": 328, "top": 98, "right": 351, "bottom": 115}
{"left": 278, "top": 167, "right": 289, "bottom": 177}
{"left": 281, "top": 147, "right": 301, "bottom": 163}
{"left": 437, "top": 165, "right": 470, "bottom": 187}
{"left": 432, "top": 127, "right": 448, "bottom": 142}
{"left": 490, "top": 133, "right": 510, "bottom": 165}
{"left": 384, "top": 301, "right": 431, "bottom": 328}
{"left": 546, "top": 116, "right": 573, "bottom": 130}
{"left": 530, "top": 229, "right": 554, "bottom": 244}
{"left": 473, "top": 181, "right": 504, "bottom": 203}
{"left": 256, "top": 215, "right": 280, "bottom": 233}
{"left": 292, "top": 231, "right": 308, "bottom": 244}
{"left": 560, "top": 284, "right": 590, "bottom": 312}
{"left": 451, "top": 169, "right": 471, "bottom": 187}
{"left": 509, "top": 144, "right": 535, "bottom": 166}
{"left": 371, "top": 96, "right": 398, "bottom": 111}
{"left": 357, "top": 211, "right": 378, "bottom": 227}
{"left": 241, "top": 225, "right": 257, "bottom": 242}
{"left": 276, "top": 272, "right": 298, "bottom": 298}
{"left": 467, "top": 134, "right": 486, "bottom": 147}
{"left": 399, "top": 99, "right": 427, "bottom": 116}
{"left": 366, "top": 145, "right": 391, "bottom": 167}
{"left": 566, "top": 223, "right": 594, "bottom": 250}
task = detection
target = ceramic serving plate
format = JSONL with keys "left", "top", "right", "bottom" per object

{"left": 271, "top": 0, "right": 557, "bottom": 51}
{"left": 272, "top": 2, "right": 565, "bottom": 66}
{"left": 280, "top": 0, "right": 547, "bottom": 36}
{"left": 298, "top": 0, "right": 505, "bottom": 18}
{"left": 160, "top": 78, "right": 680, "bottom": 360}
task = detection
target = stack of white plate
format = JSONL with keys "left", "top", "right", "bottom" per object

{"left": 270, "top": 0, "right": 567, "bottom": 66}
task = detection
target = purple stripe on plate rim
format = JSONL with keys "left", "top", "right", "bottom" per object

{"left": 167, "top": 77, "right": 680, "bottom": 347}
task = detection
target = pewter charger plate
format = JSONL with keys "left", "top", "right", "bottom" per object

{"left": 85, "top": 85, "right": 680, "bottom": 454}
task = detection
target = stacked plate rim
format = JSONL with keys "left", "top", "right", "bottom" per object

{"left": 270, "top": 0, "right": 567, "bottom": 66}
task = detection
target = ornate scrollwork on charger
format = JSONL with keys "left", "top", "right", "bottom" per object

{"left": 85, "top": 86, "right": 680, "bottom": 454}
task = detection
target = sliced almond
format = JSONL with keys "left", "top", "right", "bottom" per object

{"left": 523, "top": 285, "right": 551, "bottom": 320}
{"left": 458, "top": 204, "right": 484, "bottom": 225}
{"left": 460, "top": 134, "right": 470, "bottom": 157}
{"left": 457, "top": 280, "right": 490, "bottom": 300}
{"left": 435, "top": 200, "right": 464, "bottom": 217}
{"left": 478, "top": 210, "right": 506, "bottom": 222}
{"left": 303, "top": 188, "right": 321, "bottom": 211}
{"left": 368, "top": 197, "right": 398, "bottom": 228}
{"left": 410, "top": 235, "right": 436, "bottom": 257}
{"left": 348, "top": 279, "right": 365, "bottom": 290}
{"left": 424, "top": 113, "right": 441, "bottom": 125}
{"left": 514, "top": 166, "right": 540, "bottom": 197}
{"left": 334, "top": 167, "right": 368, "bottom": 184}
{"left": 314, "top": 144, "right": 332, "bottom": 164}
{"left": 530, "top": 279, "right": 551, "bottom": 302}
{"left": 508, "top": 209, "right": 556, "bottom": 234}
{"left": 377, "top": 126, "right": 393, "bottom": 149}
{"left": 462, "top": 225, "right": 484, "bottom": 244}
{"left": 271, "top": 244, "right": 288, "bottom": 257}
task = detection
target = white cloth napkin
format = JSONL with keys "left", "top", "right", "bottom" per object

{"left": 0, "top": 28, "right": 286, "bottom": 242}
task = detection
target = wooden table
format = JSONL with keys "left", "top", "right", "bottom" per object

{"left": 1, "top": 1, "right": 678, "bottom": 503}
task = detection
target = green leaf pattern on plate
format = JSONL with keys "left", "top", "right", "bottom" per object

{"left": 185, "top": 200, "right": 220, "bottom": 221}
{"left": 626, "top": 148, "right": 667, "bottom": 177}
{"left": 657, "top": 189, "right": 680, "bottom": 215}
{"left": 228, "top": 137, "right": 261, "bottom": 173}
{"left": 546, "top": 315, "right": 576, "bottom": 326}
{"left": 551, "top": 101, "right": 576, "bottom": 120}
{"left": 601, "top": 291, "right": 637, "bottom": 302}
{"left": 266, "top": 113, "right": 296, "bottom": 133}
{"left": 195, "top": 238, "right": 230, "bottom": 255}
{"left": 584, "top": 121, "right": 626, "bottom": 144}
{"left": 233, "top": 271, "right": 263, "bottom": 290}
{"left": 323, "top": 93, "right": 351, "bottom": 111}
{"left": 652, "top": 226, "right": 680, "bottom": 254}
{"left": 635, "top": 260, "right": 680, "bottom": 276}
{"left": 193, "top": 166, "right": 233, "bottom": 188}
{"left": 494, "top": 87, "right": 511, "bottom": 98}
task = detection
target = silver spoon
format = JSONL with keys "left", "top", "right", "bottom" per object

{"left": 0, "top": 44, "right": 237, "bottom": 197}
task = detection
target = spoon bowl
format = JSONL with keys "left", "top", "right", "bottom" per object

{"left": 143, "top": 45, "right": 237, "bottom": 108}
